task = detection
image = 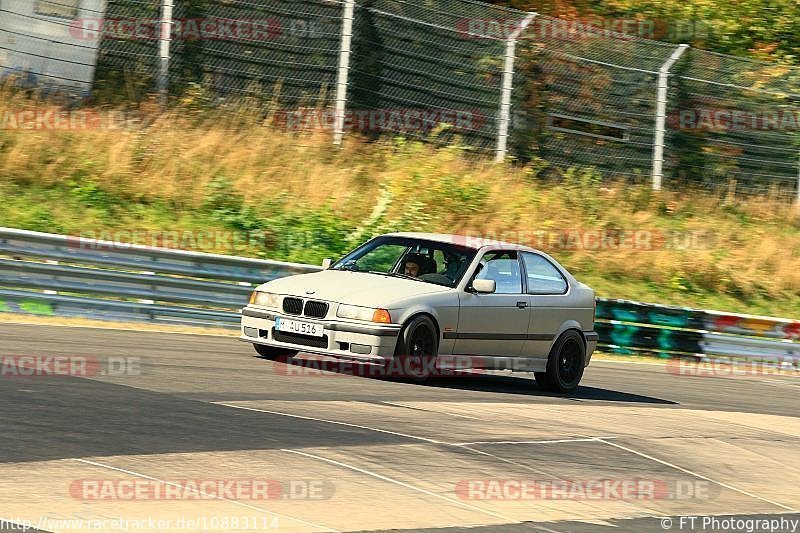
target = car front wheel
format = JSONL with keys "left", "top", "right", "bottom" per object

{"left": 394, "top": 315, "right": 439, "bottom": 382}
{"left": 535, "top": 330, "right": 586, "bottom": 393}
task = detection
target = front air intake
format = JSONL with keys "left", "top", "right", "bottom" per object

{"left": 282, "top": 297, "right": 303, "bottom": 315}
{"left": 304, "top": 300, "right": 329, "bottom": 318}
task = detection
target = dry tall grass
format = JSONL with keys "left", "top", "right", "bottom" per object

{"left": 1, "top": 92, "right": 798, "bottom": 317}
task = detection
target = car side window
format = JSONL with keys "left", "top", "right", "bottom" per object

{"left": 474, "top": 252, "right": 522, "bottom": 294}
{"left": 522, "top": 252, "right": 568, "bottom": 295}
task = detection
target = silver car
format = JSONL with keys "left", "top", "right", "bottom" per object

{"left": 240, "top": 233, "right": 598, "bottom": 392}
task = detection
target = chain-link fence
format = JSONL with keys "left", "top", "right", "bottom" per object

{"left": 1, "top": 0, "right": 799, "bottom": 198}
{"left": 517, "top": 17, "right": 683, "bottom": 181}
{"left": 667, "top": 48, "right": 800, "bottom": 196}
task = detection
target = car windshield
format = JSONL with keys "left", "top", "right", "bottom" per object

{"left": 331, "top": 236, "right": 478, "bottom": 288}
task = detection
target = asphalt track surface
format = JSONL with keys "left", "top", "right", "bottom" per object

{"left": 1, "top": 323, "right": 798, "bottom": 532}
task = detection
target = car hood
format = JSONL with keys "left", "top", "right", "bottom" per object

{"left": 259, "top": 269, "right": 451, "bottom": 308}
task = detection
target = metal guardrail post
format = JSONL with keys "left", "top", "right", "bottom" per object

{"left": 333, "top": 0, "right": 356, "bottom": 146}
{"left": 796, "top": 150, "right": 800, "bottom": 207}
{"left": 651, "top": 44, "right": 689, "bottom": 190}
{"left": 495, "top": 13, "right": 537, "bottom": 162}
{"left": 157, "top": 0, "right": 174, "bottom": 105}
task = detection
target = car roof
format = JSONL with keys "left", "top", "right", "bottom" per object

{"left": 383, "top": 232, "right": 540, "bottom": 253}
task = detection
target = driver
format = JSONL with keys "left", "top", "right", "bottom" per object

{"left": 403, "top": 254, "right": 423, "bottom": 277}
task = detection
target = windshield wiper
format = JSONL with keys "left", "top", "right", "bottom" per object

{"left": 332, "top": 261, "right": 359, "bottom": 272}
{"left": 372, "top": 271, "right": 424, "bottom": 282}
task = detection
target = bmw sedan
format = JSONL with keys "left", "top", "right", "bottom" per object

{"left": 240, "top": 233, "right": 598, "bottom": 392}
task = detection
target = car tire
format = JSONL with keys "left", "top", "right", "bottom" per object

{"left": 394, "top": 315, "right": 439, "bottom": 382}
{"left": 536, "top": 330, "right": 586, "bottom": 393}
{"left": 253, "top": 343, "right": 297, "bottom": 361}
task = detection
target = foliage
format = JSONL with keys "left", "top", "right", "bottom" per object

{"left": 487, "top": 0, "right": 799, "bottom": 64}
{"left": 1, "top": 94, "right": 798, "bottom": 318}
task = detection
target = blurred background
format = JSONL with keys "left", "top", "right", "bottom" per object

{"left": 0, "top": 0, "right": 799, "bottom": 319}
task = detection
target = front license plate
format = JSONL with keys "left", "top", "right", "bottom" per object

{"left": 275, "top": 317, "right": 324, "bottom": 337}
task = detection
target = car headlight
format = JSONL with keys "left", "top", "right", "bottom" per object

{"left": 249, "top": 291, "right": 281, "bottom": 309}
{"left": 337, "top": 304, "right": 392, "bottom": 323}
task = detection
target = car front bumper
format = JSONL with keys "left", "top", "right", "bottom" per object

{"left": 239, "top": 306, "right": 401, "bottom": 361}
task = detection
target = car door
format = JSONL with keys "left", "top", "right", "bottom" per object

{"left": 453, "top": 251, "right": 530, "bottom": 357}
{"left": 520, "top": 252, "right": 571, "bottom": 362}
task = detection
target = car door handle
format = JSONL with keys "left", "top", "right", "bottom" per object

{"left": 516, "top": 301, "right": 528, "bottom": 309}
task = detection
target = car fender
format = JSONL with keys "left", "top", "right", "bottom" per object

{"left": 548, "top": 319, "right": 587, "bottom": 353}
{"left": 388, "top": 291, "right": 460, "bottom": 350}
{"left": 393, "top": 304, "right": 440, "bottom": 331}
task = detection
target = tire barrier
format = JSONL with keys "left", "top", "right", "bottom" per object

{"left": 596, "top": 299, "right": 799, "bottom": 362}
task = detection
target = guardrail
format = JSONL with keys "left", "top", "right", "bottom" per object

{"left": 1, "top": 227, "right": 798, "bottom": 363}
{"left": 0, "top": 228, "right": 319, "bottom": 328}
{"left": 594, "top": 300, "right": 799, "bottom": 362}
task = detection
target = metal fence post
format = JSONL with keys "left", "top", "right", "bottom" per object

{"left": 333, "top": 0, "right": 356, "bottom": 146}
{"left": 495, "top": 13, "right": 537, "bottom": 162}
{"left": 651, "top": 44, "right": 689, "bottom": 190}
{"left": 157, "top": 0, "right": 174, "bottom": 105}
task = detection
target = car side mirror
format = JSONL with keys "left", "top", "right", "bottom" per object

{"left": 321, "top": 258, "right": 333, "bottom": 269}
{"left": 471, "top": 279, "right": 496, "bottom": 294}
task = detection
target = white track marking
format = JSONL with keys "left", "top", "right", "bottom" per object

{"left": 457, "top": 445, "right": 560, "bottom": 478}
{"left": 282, "top": 449, "right": 517, "bottom": 523}
{"left": 214, "top": 402, "right": 447, "bottom": 444}
{"left": 591, "top": 438, "right": 798, "bottom": 512}
{"left": 73, "top": 458, "right": 338, "bottom": 532}
{"left": 760, "top": 378, "right": 800, "bottom": 388}
{"left": 456, "top": 444, "right": 661, "bottom": 517}
{"left": 218, "top": 404, "right": 656, "bottom": 523}
{"left": 216, "top": 403, "right": 622, "bottom": 449}
{"left": 453, "top": 437, "right": 618, "bottom": 446}
{"left": 379, "top": 401, "right": 483, "bottom": 420}
{"left": 592, "top": 359, "right": 667, "bottom": 367}
{"left": 526, "top": 525, "right": 568, "bottom": 533}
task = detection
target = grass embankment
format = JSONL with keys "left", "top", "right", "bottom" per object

{"left": 1, "top": 94, "right": 798, "bottom": 318}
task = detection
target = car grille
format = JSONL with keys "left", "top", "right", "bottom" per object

{"left": 303, "top": 300, "right": 329, "bottom": 318}
{"left": 272, "top": 328, "right": 329, "bottom": 349}
{"left": 282, "top": 297, "right": 303, "bottom": 315}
